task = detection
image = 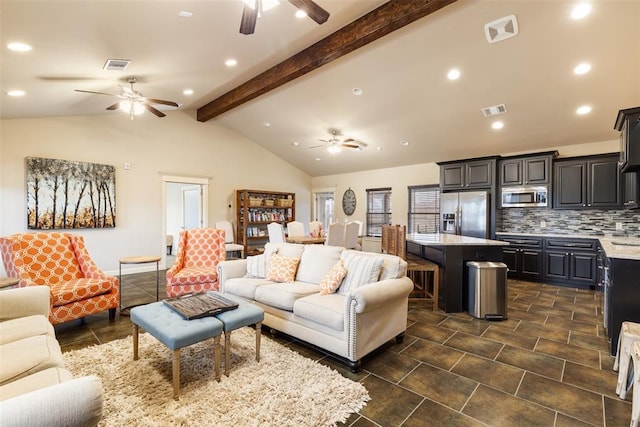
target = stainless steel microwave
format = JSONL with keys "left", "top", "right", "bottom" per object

{"left": 501, "top": 186, "right": 548, "bottom": 208}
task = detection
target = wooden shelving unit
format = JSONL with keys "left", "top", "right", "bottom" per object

{"left": 236, "top": 189, "right": 295, "bottom": 255}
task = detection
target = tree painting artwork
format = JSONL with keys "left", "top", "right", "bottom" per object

{"left": 26, "top": 157, "right": 116, "bottom": 229}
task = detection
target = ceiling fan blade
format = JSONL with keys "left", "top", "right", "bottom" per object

{"left": 342, "top": 143, "right": 361, "bottom": 149}
{"left": 106, "top": 102, "right": 120, "bottom": 111}
{"left": 309, "top": 144, "right": 326, "bottom": 149}
{"left": 75, "top": 89, "right": 117, "bottom": 97}
{"left": 288, "top": 0, "right": 329, "bottom": 25}
{"left": 143, "top": 103, "right": 166, "bottom": 118}
{"left": 239, "top": 3, "right": 258, "bottom": 35}
{"left": 145, "top": 98, "right": 179, "bottom": 107}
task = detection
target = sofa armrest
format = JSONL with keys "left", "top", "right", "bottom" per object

{"left": 217, "top": 259, "right": 248, "bottom": 291}
{"left": 0, "top": 375, "right": 103, "bottom": 427}
{"left": 0, "top": 286, "right": 50, "bottom": 321}
{"left": 349, "top": 276, "right": 414, "bottom": 314}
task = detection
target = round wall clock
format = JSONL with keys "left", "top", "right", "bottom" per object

{"left": 342, "top": 188, "right": 356, "bottom": 216}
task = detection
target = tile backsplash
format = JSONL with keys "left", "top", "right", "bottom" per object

{"left": 498, "top": 208, "right": 640, "bottom": 237}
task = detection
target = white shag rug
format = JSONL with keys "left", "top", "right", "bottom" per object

{"left": 64, "top": 327, "right": 369, "bottom": 426}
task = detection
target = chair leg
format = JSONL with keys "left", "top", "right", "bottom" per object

{"left": 109, "top": 308, "right": 116, "bottom": 320}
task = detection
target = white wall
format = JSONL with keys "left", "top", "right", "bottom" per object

{"left": 0, "top": 110, "right": 311, "bottom": 275}
{"left": 311, "top": 139, "right": 620, "bottom": 228}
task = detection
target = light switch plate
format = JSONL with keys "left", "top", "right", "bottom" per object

{"left": 616, "top": 222, "right": 623, "bottom": 230}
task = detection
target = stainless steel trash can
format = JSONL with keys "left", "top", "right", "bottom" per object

{"left": 467, "top": 261, "right": 508, "bottom": 320}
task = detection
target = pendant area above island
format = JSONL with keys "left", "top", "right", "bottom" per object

{"left": 406, "top": 233, "right": 509, "bottom": 313}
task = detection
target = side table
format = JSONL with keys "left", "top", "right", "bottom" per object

{"left": 119, "top": 255, "right": 161, "bottom": 315}
{"left": 0, "top": 277, "right": 20, "bottom": 290}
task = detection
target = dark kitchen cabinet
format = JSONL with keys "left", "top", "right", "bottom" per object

{"left": 500, "top": 152, "right": 556, "bottom": 186}
{"left": 614, "top": 106, "right": 640, "bottom": 173}
{"left": 553, "top": 154, "right": 621, "bottom": 209}
{"left": 544, "top": 238, "right": 598, "bottom": 287}
{"left": 440, "top": 159, "right": 496, "bottom": 190}
{"left": 606, "top": 256, "right": 640, "bottom": 356}
{"left": 498, "top": 236, "right": 543, "bottom": 280}
{"left": 623, "top": 171, "right": 640, "bottom": 209}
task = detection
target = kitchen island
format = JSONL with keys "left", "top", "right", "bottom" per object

{"left": 406, "top": 233, "right": 508, "bottom": 312}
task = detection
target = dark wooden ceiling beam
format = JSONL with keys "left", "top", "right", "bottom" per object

{"left": 197, "top": 0, "right": 457, "bottom": 122}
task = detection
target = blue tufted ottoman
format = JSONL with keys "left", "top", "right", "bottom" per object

{"left": 130, "top": 301, "right": 224, "bottom": 400}
{"left": 213, "top": 293, "right": 265, "bottom": 376}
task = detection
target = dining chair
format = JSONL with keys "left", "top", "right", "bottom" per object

{"left": 286, "top": 221, "right": 305, "bottom": 237}
{"left": 267, "top": 222, "right": 286, "bottom": 243}
{"left": 325, "top": 223, "right": 346, "bottom": 247}
{"left": 344, "top": 222, "right": 360, "bottom": 249}
{"left": 215, "top": 220, "right": 245, "bottom": 258}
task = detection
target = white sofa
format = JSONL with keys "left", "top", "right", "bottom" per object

{"left": 0, "top": 286, "right": 103, "bottom": 427}
{"left": 218, "top": 242, "right": 414, "bottom": 371}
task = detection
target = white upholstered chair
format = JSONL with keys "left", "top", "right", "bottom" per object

{"left": 344, "top": 222, "right": 360, "bottom": 249}
{"left": 325, "top": 223, "right": 346, "bottom": 247}
{"left": 267, "top": 222, "right": 286, "bottom": 243}
{"left": 286, "top": 221, "right": 305, "bottom": 237}
{"left": 215, "top": 220, "right": 244, "bottom": 259}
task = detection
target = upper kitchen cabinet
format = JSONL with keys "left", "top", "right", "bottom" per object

{"left": 614, "top": 106, "right": 640, "bottom": 173}
{"left": 499, "top": 152, "right": 557, "bottom": 186}
{"left": 439, "top": 158, "right": 497, "bottom": 190}
{"left": 553, "top": 154, "right": 621, "bottom": 209}
{"left": 623, "top": 171, "right": 640, "bottom": 209}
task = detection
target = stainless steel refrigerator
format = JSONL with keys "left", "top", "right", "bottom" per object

{"left": 440, "top": 191, "right": 490, "bottom": 239}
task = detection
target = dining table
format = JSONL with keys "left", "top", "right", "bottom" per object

{"left": 285, "top": 236, "right": 326, "bottom": 244}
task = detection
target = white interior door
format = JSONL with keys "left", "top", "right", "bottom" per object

{"left": 182, "top": 186, "right": 202, "bottom": 229}
{"left": 313, "top": 190, "right": 335, "bottom": 232}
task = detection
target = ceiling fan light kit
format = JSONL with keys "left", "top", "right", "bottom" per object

{"left": 240, "top": 0, "right": 329, "bottom": 34}
{"left": 75, "top": 77, "right": 178, "bottom": 120}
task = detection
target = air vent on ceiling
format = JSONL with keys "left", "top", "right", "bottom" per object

{"left": 481, "top": 104, "right": 507, "bottom": 117}
{"left": 103, "top": 59, "right": 131, "bottom": 71}
{"left": 484, "top": 15, "right": 518, "bottom": 44}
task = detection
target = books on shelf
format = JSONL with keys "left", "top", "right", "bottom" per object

{"left": 163, "top": 292, "right": 239, "bottom": 320}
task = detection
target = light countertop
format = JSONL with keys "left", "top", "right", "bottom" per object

{"left": 407, "top": 233, "right": 509, "bottom": 246}
{"left": 496, "top": 232, "right": 640, "bottom": 261}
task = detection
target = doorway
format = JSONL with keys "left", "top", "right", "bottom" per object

{"left": 313, "top": 189, "right": 335, "bottom": 232}
{"left": 162, "top": 175, "right": 209, "bottom": 267}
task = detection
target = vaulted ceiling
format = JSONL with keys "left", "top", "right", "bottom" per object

{"left": 2, "top": 0, "right": 639, "bottom": 177}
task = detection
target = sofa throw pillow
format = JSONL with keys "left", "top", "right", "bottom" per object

{"left": 337, "top": 253, "right": 384, "bottom": 295}
{"left": 266, "top": 253, "right": 300, "bottom": 283}
{"left": 319, "top": 260, "right": 348, "bottom": 295}
{"left": 245, "top": 254, "right": 267, "bottom": 278}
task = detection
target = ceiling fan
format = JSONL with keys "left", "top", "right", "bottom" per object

{"left": 75, "top": 77, "right": 179, "bottom": 119}
{"left": 311, "top": 129, "right": 367, "bottom": 154}
{"left": 240, "top": 0, "right": 330, "bottom": 35}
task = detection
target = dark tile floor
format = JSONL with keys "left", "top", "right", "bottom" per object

{"left": 54, "top": 272, "right": 632, "bottom": 426}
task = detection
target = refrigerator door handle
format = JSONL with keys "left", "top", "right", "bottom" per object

{"left": 456, "top": 206, "right": 461, "bottom": 235}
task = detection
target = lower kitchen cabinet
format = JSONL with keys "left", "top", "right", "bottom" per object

{"left": 498, "top": 234, "right": 598, "bottom": 289}
{"left": 499, "top": 236, "right": 543, "bottom": 280}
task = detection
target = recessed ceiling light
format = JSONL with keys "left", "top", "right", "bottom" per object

{"left": 576, "top": 105, "right": 592, "bottom": 115}
{"left": 178, "top": 11, "right": 193, "bottom": 18}
{"left": 183, "top": 89, "right": 194, "bottom": 96}
{"left": 6, "top": 90, "right": 26, "bottom": 97}
{"left": 573, "top": 62, "right": 591, "bottom": 75}
{"left": 225, "top": 58, "right": 238, "bottom": 67}
{"left": 291, "top": 141, "right": 299, "bottom": 147}
{"left": 377, "top": 147, "right": 383, "bottom": 151}
{"left": 315, "top": 157, "right": 321, "bottom": 161}
{"left": 492, "top": 121, "right": 504, "bottom": 130}
{"left": 352, "top": 88, "right": 363, "bottom": 96}
{"left": 447, "top": 69, "right": 461, "bottom": 80}
{"left": 7, "top": 42, "right": 32, "bottom": 52}
{"left": 263, "top": 120, "right": 271, "bottom": 127}
{"left": 400, "top": 140, "right": 409, "bottom": 146}
{"left": 571, "top": 3, "right": 592, "bottom": 20}
{"left": 295, "top": 10, "right": 307, "bottom": 18}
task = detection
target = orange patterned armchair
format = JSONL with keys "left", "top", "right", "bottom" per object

{"left": 0, "top": 232, "right": 119, "bottom": 324}
{"left": 166, "top": 228, "right": 226, "bottom": 297}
